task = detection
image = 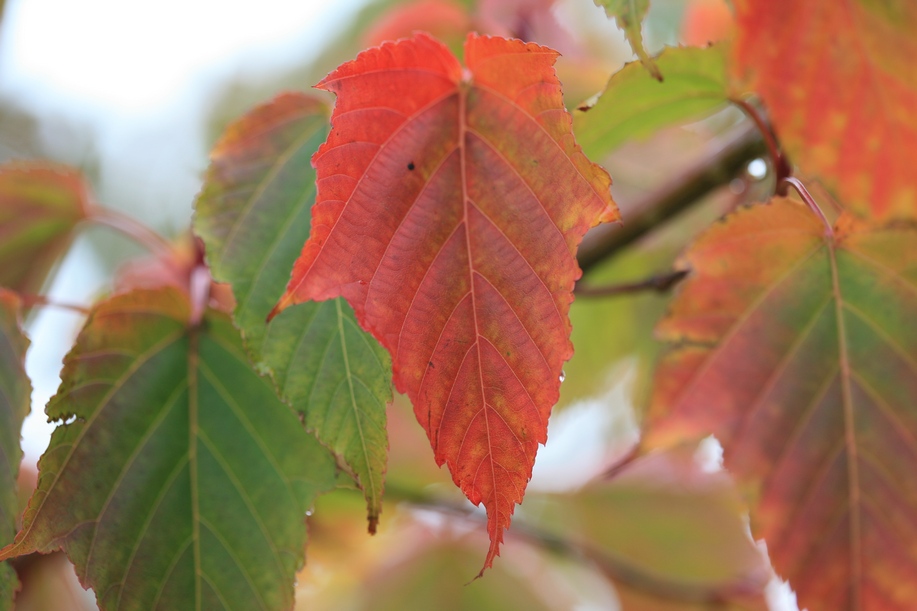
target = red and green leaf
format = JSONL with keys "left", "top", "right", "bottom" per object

{"left": 194, "top": 92, "right": 392, "bottom": 532}
{"left": 593, "top": 0, "right": 661, "bottom": 81}
{"left": 646, "top": 199, "right": 917, "bottom": 610}
{"left": 732, "top": 0, "right": 917, "bottom": 220}
{"left": 0, "top": 162, "right": 88, "bottom": 293}
{"left": 0, "top": 290, "right": 30, "bottom": 609}
{"left": 0, "top": 288, "right": 336, "bottom": 610}
{"left": 273, "top": 33, "right": 618, "bottom": 572}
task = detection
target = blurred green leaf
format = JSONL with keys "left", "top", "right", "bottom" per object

{"left": 0, "top": 288, "right": 336, "bottom": 610}
{"left": 194, "top": 92, "right": 392, "bottom": 532}
{"left": 356, "top": 537, "right": 555, "bottom": 611}
{"left": 0, "top": 290, "right": 29, "bottom": 609}
{"left": 562, "top": 248, "right": 674, "bottom": 411}
{"left": 574, "top": 45, "right": 729, "bottom": 160}
{"left": 531, "top": 448, "right": 768, "bottom": 603}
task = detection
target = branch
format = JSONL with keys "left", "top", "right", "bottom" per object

{"left": 575, "top": 269, "right": 688, "bottom": 298}
{"left": 577, "top": 121, "right": 767, "bottom": 274}
{"left": 382, "top": 483, "right": 763, "bottom": 604}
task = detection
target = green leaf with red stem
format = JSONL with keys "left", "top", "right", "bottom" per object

{"left": 646, "top": 198, "right": 917, "bottom": 610}
{"left": 0, "top": 288, "right": 336, "bottom": 610}
{"left": 272, "top": 33, "right": 618, "bottom": 574}
{"left": 593, "top": 0, "right": 661, "bottom": 81}
{"left": 0, "top": 289, "right": 30, "bottom": 609}
{"left": 194, "top": 92, "right": 392, "bottom": 533}
{"left": 0, "top": 162, "right": 89, "bottom": 294}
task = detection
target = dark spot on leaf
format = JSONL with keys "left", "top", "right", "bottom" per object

{"left": 428, "top": 360, "right": 435, "bottom": 369}
{"left": 407, "top": 162, "right": 415, "bottom": 171}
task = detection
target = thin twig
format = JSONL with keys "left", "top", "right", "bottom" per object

{"left": 731, "top": 97, "right": 791, "bottom": 189}
{"left": 577, "top": 121, "right": 768, "bottom": 274}
{"left": 17, "top": 292, "right": 91, "bottom": 315}
{"left": 86, "top": 205, "right": 174, "bottom": 256}
{"left": 575, "top": 269, "right": 688, "bottom": 298}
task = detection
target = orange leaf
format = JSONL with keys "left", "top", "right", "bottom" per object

{"left": 646, "top": 198, "right": 917, "bottom": 610}
{"left": 732, "top": 0, "right": 917, "bottom": 220}
{"left": 274, "top": 33, "right": 618, "bottom": 573}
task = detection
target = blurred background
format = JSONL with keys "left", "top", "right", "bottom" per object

{"left": 0, "top": 0, "right": 792, "bottom": 608}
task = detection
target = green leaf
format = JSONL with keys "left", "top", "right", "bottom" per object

{"left": 0, "top": 288, "right": 336, "bottom": 610}
{"left": 354, "top": 538, "right": 556, "bottom": 611}
{"left": 0, "top": 289, "right": 30, "bottom": 609}
{"left": 531, "top": 448, "right": 768, "bottom": 604}
{"left": 194, "top": 92, "right": 392, "bottom": 532}
{"left": 0, "top": 162, "right": 89, "bottom": 293}
{"left": 593, "top": 0, "right": 661, "bottom": 81}
{"left": 574, "top": 45, "right": 729, "bottom": 160}
{"left": 561, "top": 248, "right": 673, "bottom": 411}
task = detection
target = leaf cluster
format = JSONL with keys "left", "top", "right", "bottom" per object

{"left": 0, "top": 1, "right": 915, "bottom": 609}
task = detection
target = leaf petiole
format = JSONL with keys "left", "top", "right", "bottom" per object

{"left": 86, "top": 205, "right": 175, "bottom": 257}
{"left": 731, "top": 97, "right": 792, "bottom": 189}
{"left": 16, "top": 292, "right": 91, "bottom": 315}
{"left": 780, "top": 176, "right": 834, "bottom": 237}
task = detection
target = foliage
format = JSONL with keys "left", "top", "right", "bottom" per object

{"left": 0, "top": 0, "right": 915, "bottom": 609}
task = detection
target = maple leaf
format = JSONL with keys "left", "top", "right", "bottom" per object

{"left": 593, "top": 0, "right": 661, "bottom": 81}
{"left": 272, "top": 33, "right": 618, "bottom": 572}
{"left": 732, "top": 0, "right": 917, "bottom": 220}
{"left": 0, "top": 162, "right": 88, "bottom": 294}
{"left": 645, "top": 198, "right": 917, "bottom": 610}
{"left": 0, "top": 288, "right": 336, "bottom": 610}
{"left": 0, "top": 290, "right": 30, "bottom": 607}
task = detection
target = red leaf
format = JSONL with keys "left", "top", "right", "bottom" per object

{"left": 732, "top": 0, "right": 917, "bottom": 220}
{"left": 273, "top": 33, "right": 618, "bottom": 572}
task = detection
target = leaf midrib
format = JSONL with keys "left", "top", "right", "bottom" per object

{"left": 827, "top": 235, "right": 862, "bottom": 608}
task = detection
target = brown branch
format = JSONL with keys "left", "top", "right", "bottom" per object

{"left": 577, "top": 121, "right": 767, "bottom": 274}
{"left": 575, "top": 269, "right": 688, "bottom": 298}
{"left": 381, "top": 483, "right": 763, "bottom": 604}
